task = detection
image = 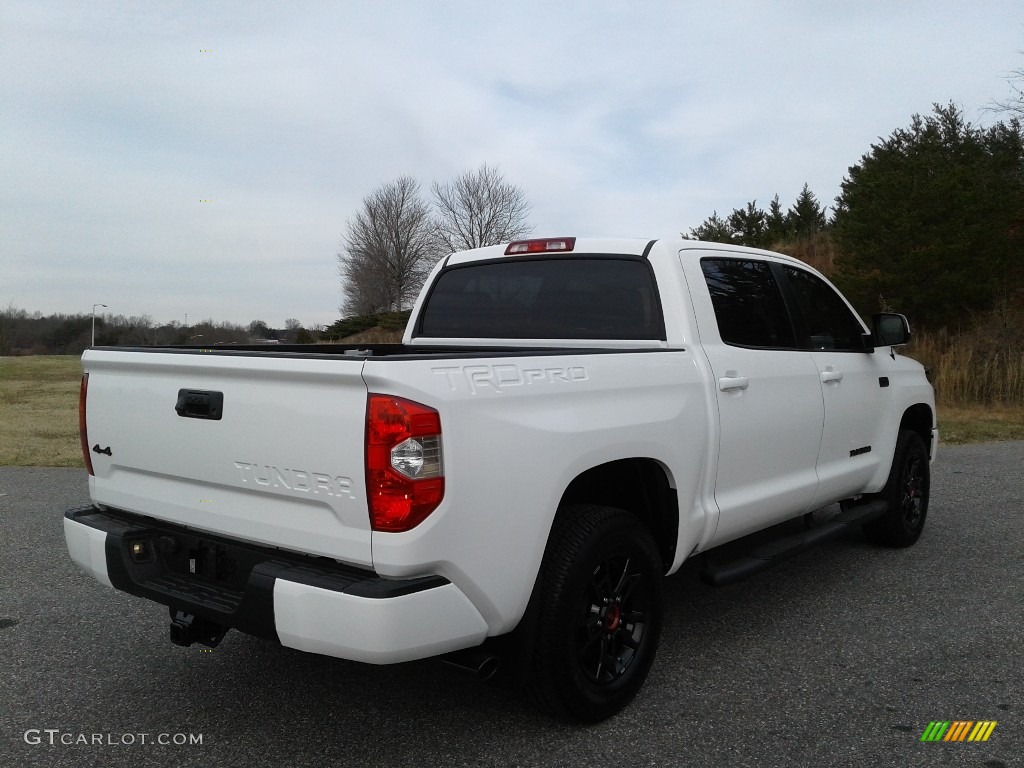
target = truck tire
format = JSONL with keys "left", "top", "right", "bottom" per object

{"left": 862, "top": 429, "right": 930, "bottom": 547}
{"left": 529, "top": 504, "right": 663, "bottom": 722}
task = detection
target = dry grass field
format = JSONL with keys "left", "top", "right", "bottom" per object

{"left": 932, "top": 402, "right": 1024, "bottom": 444}
{"left": 0, "top": 355, "right": 83, "bottom": 467}
{"left": 903, "top": 329, "right": 1024, "bottom": 443}
{"left": 0, "top": 352, "right": 1022, "bottom": 468}
{"left": 908, "top": 330, "right": 1024, "bottom": 404}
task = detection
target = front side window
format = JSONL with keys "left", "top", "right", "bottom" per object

{"left": 783, "top": 267, "right": 867, "bottom": 351}
{"left": 700, "top": 259, "right": 796, "bottom": 348}
{"left": 417, "top": 257, "right": 665, "bottom": 340}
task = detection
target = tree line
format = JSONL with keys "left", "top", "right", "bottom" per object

{"left": 685, "top": 183, "right": 829, "bottom": 247}
{"left": 0, "top": 308, "right": 318, "bottom": 356}
{"left": 685, "top": 103, "right": 1024, "bottom": 333}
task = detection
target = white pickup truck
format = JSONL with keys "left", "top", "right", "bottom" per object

{"left": 65, "top": 237, "right": 936, "bottom": 722}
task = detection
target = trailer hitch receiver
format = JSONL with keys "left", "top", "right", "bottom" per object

{"left": 169, "top": 609, "right": 227, "bottom": 648}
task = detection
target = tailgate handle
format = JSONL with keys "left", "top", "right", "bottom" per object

{"left": 175, "top": 389, "right": 224, "bottom": 420}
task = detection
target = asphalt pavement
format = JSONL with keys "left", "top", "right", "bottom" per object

{"left": 1, "top": 442, "right": 1021, "bottom": 768}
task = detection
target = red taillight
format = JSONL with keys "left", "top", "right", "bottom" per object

{"left": 79, "top": 374, "right": 94, "bottom": 476}
{"left": 504, "top": 237, "right": 576, "bottom": 255}
{"left": 366, "top": 394, "right": 444, "bottom": 532}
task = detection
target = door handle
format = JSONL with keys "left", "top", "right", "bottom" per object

{"left": 718, "top": 373, "right": 749, "bottom": 391}
{"left": 820, "top": 368, "right": 843, "bottom": 384}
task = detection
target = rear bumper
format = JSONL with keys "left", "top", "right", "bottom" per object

{"left": 63, "top": 506, "right": 488, "bottom": 663}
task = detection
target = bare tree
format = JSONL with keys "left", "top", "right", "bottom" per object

{"left": 432, "top": 164, "right": 533, "bottom": 253}
{"left": 338, "top": 177, "right": 439, "bottom": 316}
{"left": 991, "top": 65, "right": 1024, "bottom": 118}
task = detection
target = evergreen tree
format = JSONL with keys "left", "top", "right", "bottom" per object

{"left": 765, "top": 194, "right": 788, "bottom": 244}
{"left": 685, "top": 211, "right": 735, "bottom": 244}
{"left": 786, "top": 183, "right": 827, "bottom": 237}
{"left": 728, "top": 201, "right": 768, "bottom": 247}
{"left": 833, "top": 103, "right": 1024, "bottom": 329}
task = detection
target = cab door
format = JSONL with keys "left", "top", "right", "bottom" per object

{"left": 775, "top": 265, "right": 890, "bottom": 507}
{"left": 684, "top": 254, "right": 824, "bottom": 547}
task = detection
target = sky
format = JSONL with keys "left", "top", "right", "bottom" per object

{"left": 2, "top": 1, "right": 1022, "bottom": 329}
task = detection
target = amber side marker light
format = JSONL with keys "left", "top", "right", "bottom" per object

{"left": 79, "top": 373, "right": 94, "bottom": 476}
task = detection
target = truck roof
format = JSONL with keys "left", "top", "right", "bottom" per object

{"left": 444, "top": 237, "right": 811, "bottom": 268}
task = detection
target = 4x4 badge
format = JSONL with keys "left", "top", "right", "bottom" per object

{"left": 92, "top": 444, "right": 112, "bottom": 456}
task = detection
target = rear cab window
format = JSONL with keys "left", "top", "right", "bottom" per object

{"left": 415, "top": 257, "right": 666, "bottom": 340}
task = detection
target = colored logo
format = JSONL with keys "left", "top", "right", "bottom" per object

{"left": 920, "top": 721, "right": 997, "bottom": 742}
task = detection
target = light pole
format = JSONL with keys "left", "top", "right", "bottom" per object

{"left": 91, "top": 304, "right": 108, "bottom": 346}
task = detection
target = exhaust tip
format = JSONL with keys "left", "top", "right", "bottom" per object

{"left": 440, "top": 649, "right": 501, "bottom": 681}
{"left": 477, "top": 655, "right": 500, "bottom": 682}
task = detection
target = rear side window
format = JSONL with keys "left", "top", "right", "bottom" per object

{"left": 417, "top": 258, "right": 665, "bottom": 340}
{"left": 700, "top": 258, "right": 796, "bottom": 348}
{"left": 782, "top": 267, "right": 867, "bottom": 351}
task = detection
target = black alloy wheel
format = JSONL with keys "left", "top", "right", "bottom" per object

{"left": 529, "top": 504, "right": 663, "bottom": 723}
{"left": 863, "top": 429, "right": 930, "bottom": 547}
{"left": 577, "top": 553, "right": 652, "bottom": 686}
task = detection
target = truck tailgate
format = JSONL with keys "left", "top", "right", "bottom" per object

{"left": 83, "top": 349, "right": 372, "bottom": 567}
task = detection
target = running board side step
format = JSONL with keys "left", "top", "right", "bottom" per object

{"left": 701, "top": 500, "right": 889, "bottom": 587}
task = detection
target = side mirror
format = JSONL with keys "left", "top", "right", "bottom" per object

{"left": 872, "top": 313, "right": 911, "bottom": 347}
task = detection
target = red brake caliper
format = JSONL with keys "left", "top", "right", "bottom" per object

{"left": 603, "top": 603, "right": 621, "bottom": 633}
